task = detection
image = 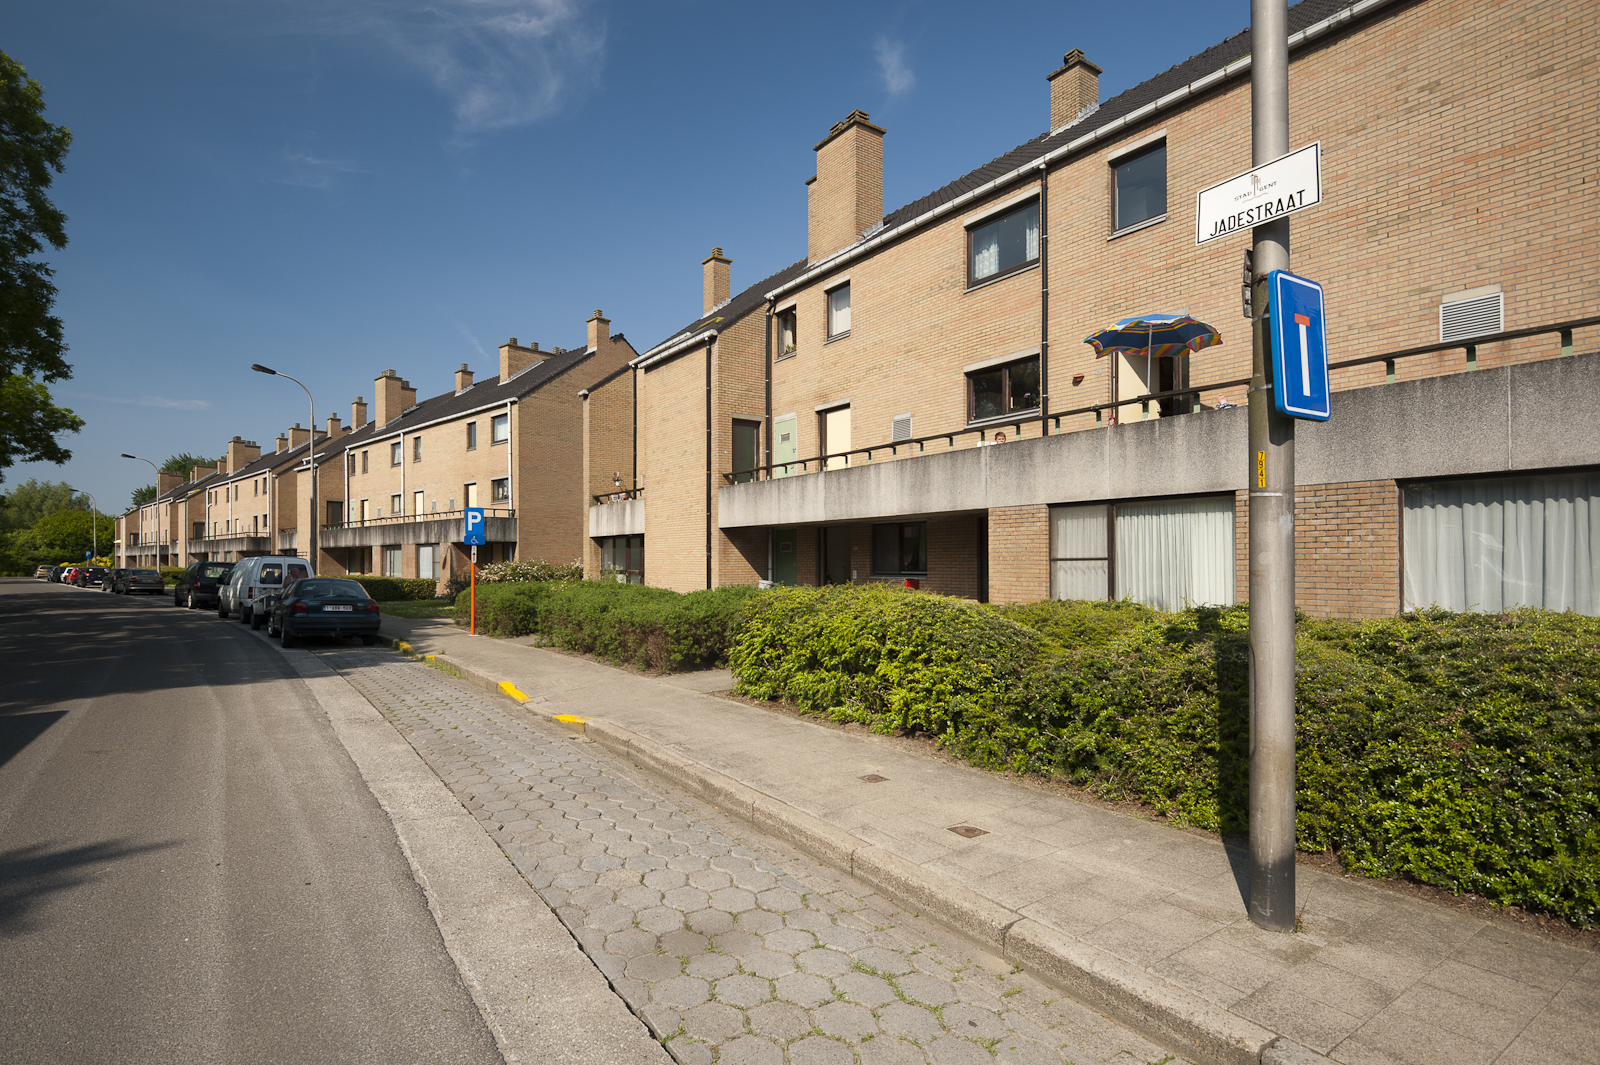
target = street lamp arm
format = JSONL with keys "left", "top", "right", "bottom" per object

{"left": 251, "top": 363, "right": 317, "bottom": 572}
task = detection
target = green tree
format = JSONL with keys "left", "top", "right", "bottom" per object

{"left": 0, "top": 51, "right": 79, "bottom": 482}
{"left": 29, "top": 507, "right": 111, "bottom": 562}
{"left": 130, "top": 484, "right": 156, "bottom": 507}
{"left": 162, "top": 452, "right": 218, "bottom": 476}
{"left": 0, "top": 476, "right": 84, "bottom": 530}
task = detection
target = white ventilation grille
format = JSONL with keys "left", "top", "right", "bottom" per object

{"left": 1440, "top": 292, "right": 1503, "bottom": 343}
{"left": 892, "top": 414, "right": 913, "bottom": 443}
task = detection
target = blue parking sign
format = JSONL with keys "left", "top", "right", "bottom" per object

{"left": 463, "top": 506, "right": 487, "bottom": 546}
{"left": 1268, "top": 270, "right": 1331, "bottom": 421}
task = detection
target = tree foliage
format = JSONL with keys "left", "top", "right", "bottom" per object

{"left": 131, "top": 484, "right": 156, "bottom": 507}
{"left": 0, "top": 50, "right": 77, "bottom": 482}
{"left": 0, "top": 476, "right": 84, "bottom": 529}
{"left": 162, "top": 452, "right": 218, "bottom": 476}
{"left": 29, "top": 507, "right": 113, "bottom": 561}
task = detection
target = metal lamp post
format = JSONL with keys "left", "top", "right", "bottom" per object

{"left": 67, "top": 487, "right": 99, "bottom": 566}
{"left": 251, "top": 364, "right": 317, "bottom": 571}
{"left": 121, "top": 453, "right": 161, "bottom": 569}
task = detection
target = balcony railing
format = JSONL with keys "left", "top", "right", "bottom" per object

{"left": 321, "top": 506, "right": 515, "bottom": 531}
{"left": 723, "top": 315, "right": 1598, "bottom": 483}
{"left": 592, "top": 487, "right": 644, "bottom": 505}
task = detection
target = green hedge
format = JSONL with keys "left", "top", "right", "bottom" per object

{"left": 456, "top": 580, "right": 761, "bottom": 673}
{"left": 346, "top": 576, "right": 439, "bottom": 602}
{"left": 731, "top": 586, "right": 1600, "bottom": 927}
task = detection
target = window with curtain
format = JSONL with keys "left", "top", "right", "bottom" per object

{"left": 382, "top": 545, "right": 401, "bottom": 576}
{"left": 777, "top": 309, "right": 797, "bottom": 357}
{"left": 967, "top": 356, "right": 1040, "bottom": 421}
{"left": 827, "top": 284, "right": 851, "bottom": 338}
{"left": 1049, "top": 496, "right": 1235, "bottom": 610}
{"left": 491, "top": 413, "right": 510, "bottom": 444}
{"left": 1403, "top": 471, "right": 1598, "bottom": 615}
{"left": 417, "top": 543, "right": 438, "bottom": 580}
{"left": 968, "top": 201, "right": 1039, "bottom": 285}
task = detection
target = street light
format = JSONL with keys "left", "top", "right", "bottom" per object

{"left": 121, "top": 453, "right": 161, "bottom": 570}
{"left": 66, "top": 486, "right": 98, "bottom": 565}
{"left": 251, "top": 364, "right": 317, "bottom": 572}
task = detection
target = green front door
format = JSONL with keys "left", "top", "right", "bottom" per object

{"left": 773, "top": 415, "right": 797, "bottom": 477}
{"left": 772, "top": 526, "right": 798, "bottom": 585}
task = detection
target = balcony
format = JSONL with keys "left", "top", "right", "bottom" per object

{"left": 186, "top": 534, "right": 270, "bottom": 555}
{"left": 320, "top": 507, "right": 517, "bottom": 548}
{"left": 589, "top": 488, "right": 643, "bottom": 538}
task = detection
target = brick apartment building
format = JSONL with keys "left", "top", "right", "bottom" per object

{"left": 117, "top": 310, "right": 638, "bottom": 589}
{"left": 591, "top": 0, "right": 1599, "bottom": 617}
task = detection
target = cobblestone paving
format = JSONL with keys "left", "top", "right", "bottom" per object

{"left": 321, "top": 646, "right": 1188, "bottom": 1065}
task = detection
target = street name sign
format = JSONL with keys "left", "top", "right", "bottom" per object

{"left": 1195, "top": 142, "right": 1321, "bottom": 245}
{"left": 1267, "top": 270, "right": 1331, "bottom": 421}
{"left": 463, "top": 506, "right": 487, "bottom": 546}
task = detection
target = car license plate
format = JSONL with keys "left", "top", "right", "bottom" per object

{"left": 325, "top": 605, "right": 353, "bottom": 612}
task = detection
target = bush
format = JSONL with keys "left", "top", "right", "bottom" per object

{"left": 456, "top": 580, "right": 762, "bottom": 672}
{"left": 159, "top": 566, "right": 184, "bottom": 584}
{"left": 477, "top": 558, "right": 584, "bottom": 584}
{"left": 345, "top": 576, "right": 438, "bottom": 602}
{"left": 729, "top": 589, "right": 1600, "bottom": 927}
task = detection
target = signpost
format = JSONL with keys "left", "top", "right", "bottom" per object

{"left": 1267, "top": 271, "right": 1331, "bottom": 421}
{"left": 464, "top": 507, "right": 485, "bottom": 635}
{"left": 1195, "top": 142, "right": 1321, "bottom": 246}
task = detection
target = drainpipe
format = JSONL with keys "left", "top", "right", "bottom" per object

{"left": 764, "top": 298, "right": 774, "bottom": 470}
{"left": 704, "top": 335, "right": 713, "bottom": 590}
{"left": 1038, "top": 162, "right": 1050, "bottom": 434}
{"left": 631, "top": 365, "right": 638, "bottom": 490}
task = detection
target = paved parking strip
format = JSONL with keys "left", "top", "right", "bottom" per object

{"left": 312, "top": 641, "right": 1190, "bottom": 1065}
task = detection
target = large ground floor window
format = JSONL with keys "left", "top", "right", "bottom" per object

{"left": 1403, "top": 470, "right": 1598, "bottom": 615}
{"left": 1050, "top": 495, "right": 1235, "bottom": 611}
{"left": 598, "top": 534, "right": 643, "bottom": 584}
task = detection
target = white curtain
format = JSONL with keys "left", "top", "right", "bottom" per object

{"left": 972, "top": 233, "right": 999, "bottom": 279}
{"left": 1404, "top": 472, "right": 1599, "bottom": 614}
{"left": 1115, "top": 497, "right": 1236, "bottom": 611}
{"left": 1024, "top": 210, "right": 1040, "bottom": 262}
{"left": 1050, "top": 504, "right": 1109, "bottom": 600}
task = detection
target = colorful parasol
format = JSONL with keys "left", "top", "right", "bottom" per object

{"left": 1082, "top": 313, "right": 1223, "bottom": 359}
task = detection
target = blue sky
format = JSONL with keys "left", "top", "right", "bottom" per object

{"left": 7, "top": 0, "right": 1248, "bottom": 512}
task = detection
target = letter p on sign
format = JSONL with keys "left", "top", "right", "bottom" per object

{"left": 463, "top": 506, "right": 487, "bottom": 546}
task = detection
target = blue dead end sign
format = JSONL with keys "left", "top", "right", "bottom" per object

{"left": 1268, "top": 270, "right": 1331, "bottom": 421}
{"left": 463, "top": 506, "right": 487, "bottom": 546}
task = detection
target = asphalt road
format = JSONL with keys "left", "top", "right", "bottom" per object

{"left": 0, "top": 578, "right": 503, "bottom": 1065}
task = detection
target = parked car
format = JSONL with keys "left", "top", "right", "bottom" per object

{"left": 105, "top": 567, "right": 128, "bottom": 590}
{"left": 113, "top": 568, "right": 165, "bottom": 595}
{"left": 172, "top": 560, "right": 236, "bottom": 610}
{"left": 48, "top": 565, "right": 69, "bottom": 583}
{"left": 33, "top": 564, "right": 53, "bottom": 579}
{"left": 265, "top": 577, "right": 381, "bottom": 647}
{"left": 219, "top": 555, "right": 312, "bottom": 628}
{"left": 71, "top": 566, "right": 108, "bottom": 588}
{"left": 60, "top": 566, "right": 82, "bottom": 585}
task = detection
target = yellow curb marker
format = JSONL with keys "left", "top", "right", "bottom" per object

{"left": 553, "top": 714, "right": 589, "bottom": 734}
{"left": 498, "top": 680, "right": 529, "bottom": 703}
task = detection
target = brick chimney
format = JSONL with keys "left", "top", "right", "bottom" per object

{"left": 499, "top": 338, "right": 547, "bottom": 382}
{"left": 275, "top": 433, "right": 289, "bottom": 453}
{"left": 326, "top": 412, "right": 343, "bottom": 437}
{"left": 702, "top": 250, "right": 731, "bottom": 315}
{"left": 191, "top": 462, "right": 218, "bottom": 484}
{"left": 157, "top": 471, "right": 182, "bottom": 496}
{"left": 1047, "top": 49, "right": 1101, "bottom": 131}
{"left": 587, "top": 309, "right": 611, "bottom": 351}
{"left": 455, "top": 363, "right": 474, "bottom": 393}
{"left": 288, "top": 423, "right": 311, "bottom": 448}
{"left": 808, "top": 110, "right": 885, "bottom": 263}
{"left": 351, "top": 396, "right": 368, "bottom": 428}
{"left": 373, "top": 369, "right": 416, "bottom": 425}
{"left": 225, "top": 436, "right": 261, "bottom": 474}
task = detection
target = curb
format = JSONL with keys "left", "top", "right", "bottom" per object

{"left": 400, "top": 644, "right": 1332, "bottom": 1065}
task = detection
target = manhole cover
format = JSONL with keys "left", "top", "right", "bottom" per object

{"left": 860, "top": 774, "right": 889, "bottom": 783}
{"left": 948, "top": 825, "right": 988, "bottom": 838}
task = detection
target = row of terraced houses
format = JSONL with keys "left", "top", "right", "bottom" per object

{"left": 120, "top": 0, "right": 1600, "bottom": 618}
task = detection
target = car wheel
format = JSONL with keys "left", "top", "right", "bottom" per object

{"left": 240, "top": 606, "right": 252, "bottom": 626}
{"left": 279, "top": 622, "right": 295, "bottom": 648}
{"left": 248, "top": 607, "right": 263, "bottom": 631}
{"left": 187, "top": 591, "right": 197, "bottom": 609}
{"left": 265, "top": 613, "right": 277, "bottom": 637}
{"left": 218, "top": 601, "right": 229, "bottom": 619}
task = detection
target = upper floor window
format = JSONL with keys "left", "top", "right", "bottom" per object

{"left": 412, "top": 436, "right": 422, "bottom": 462}
{"left": 491, "top": 413, "right": 509, "bottom": 444}
{"left": 491, "top": 477, "right": 509, "bottom": 503}
{"left": 361, "top": 450, "right": 369, "bottom": 474}
{"left": 777, "top": 309, "right": 797, "bottom": 357}
{"left": 390, "top": 493, "right": 403, "bottom": 514}
{"left": 968, "top": 355, "right": 1041, "bottom": 422}
{"left": 390, "top": 441, "right": 401, "bottom": 466}
{"left": 826, "top": 283, "right": 851, "bottom": 339}
{"left": 348, "top": 454, "right": 356, "bottom": 476}
{"left": 1114, "top": 142, "right": 1167, "bottom": 232}
{"left": 968, "top": 201, "right": 1039, "bottom": 285}
{"left": 466, "top": 421, "right": 478, "bottom": 450}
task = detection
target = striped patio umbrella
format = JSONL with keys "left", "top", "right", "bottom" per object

{"left": 1082, "top": 313, "right": 1223, "bottom": 359}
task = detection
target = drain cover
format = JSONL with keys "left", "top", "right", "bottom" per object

{"left": 859, "top": 774, "right": 889, "bottom": 783}
{"left": 948, "top": 825, "right": 988, "bottom": 838}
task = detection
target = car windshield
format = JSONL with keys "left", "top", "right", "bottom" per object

{"left": 294, "top": 580, "right": 368, "bottom": 599}
{"left": 200, "top": 564, "right": 232, "bottom": 577}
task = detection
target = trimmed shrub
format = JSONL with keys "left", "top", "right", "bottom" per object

{"left": 346, "top": 576, "right": 438, "bottom": 602}
{"left": 455, "top": 580, "right": 761, "bottom": 672}
{"left": 729, "top": 588, "right": 1600, "bottom": 926}
{"left": 477, "top": 558, "right": 584, "bottom": 584}
{"left": 158, "top": 566, "right": 185, "bottom": 584}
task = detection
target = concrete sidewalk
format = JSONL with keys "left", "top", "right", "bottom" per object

{"left": 382, "top": 616, "right": 1598, "bottom": 1065}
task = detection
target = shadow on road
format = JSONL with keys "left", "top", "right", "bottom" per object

{"left": 0, "top": 838, "right": 180, "bottom": 937}
{"left": 0, "top": 710, "right": 67, "bottom": 770}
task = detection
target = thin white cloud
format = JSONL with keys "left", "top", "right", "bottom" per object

{"left": 277, "top": 148, "right": 365, "bottom": 188}
{"left": 360, "top": 0, "right": 606, "bottom": 133}
{"left": 73, "top": 393, "right": 212, "bottom": 411}
{"left": 875, "top": 36, "right": 914, "bottom": 97}
{"left": 450, "top": 316, "right": 491, "bottom": 360}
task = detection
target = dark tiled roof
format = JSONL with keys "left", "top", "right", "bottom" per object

{"left": 581, "top": 361, "right": 633, "bottom": 394}
{"left": 641, "top": 258, "right": 810, "bottom": 358}
{"left": 885, "top": 0, "right": 1351, "bottom": 229}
